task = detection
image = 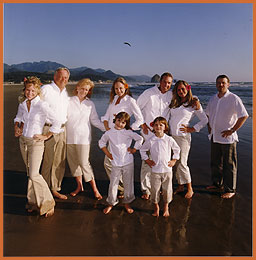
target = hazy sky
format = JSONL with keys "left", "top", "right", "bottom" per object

{"left": 4, "top": 3, "right": 253, "bottom": 82}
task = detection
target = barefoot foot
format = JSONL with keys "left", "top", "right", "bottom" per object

{"left": 103, "top": 205, "right": 113, "bottom": 214}
{"left": 221, "top": 192, "right": 235, "bottom": 199}
{"left": 45, "top": 208, "right": 54, "bottom": 218}
{"left": 94, "top": 191, "right": 103, "bottom": 200}
{"left": 70, "top": 187, "right": 83, "bottom": 197}
{"left": 185, "top": 190, "right": 194, "bottom": 199}
{"left": 141, "top": 194, "right": 150, "bottom": 200}
{"left": 163, "top": 210, "right": 170, "bottom": 217}
{"left": 52, "top": 191, "right": 67, "bottom": 200}
{"left": 124, "top": 204, "right": 134, "bottom": 214}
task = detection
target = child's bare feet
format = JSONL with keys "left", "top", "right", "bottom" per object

{"left": 163, "top": 203, "right": 170, "bottom": 217}
{"left": 185, "top": 190, "right": 194, "bottom": 199}
{"left": 221, "top": 192, "right": 235, "bottom": 199}
{"left": 124, "top": 204, "right": 134, "bottom": 214}
{"left": 103, "top": 205, "right": 113, "bottom": 214}
{"left": 45, "top": 208, "right": 54, "bottom": 218}
{"left": 70, "top": 187, "right": 83, "bottom": 197}
{"left": 152, "top": 203, "right": 160, "bottom": 217}
{"left": 52, "top": 191, "right": 67, "bottom": 200}
{"left": 174, "top": 185, "right": 184, "bottom": 195}
{"left": 141, "top": 194, "right": 150, "bottom": 200}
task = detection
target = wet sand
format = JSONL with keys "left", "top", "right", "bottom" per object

{"left": 3, "top": 84, "right": 252, "bottom": 256}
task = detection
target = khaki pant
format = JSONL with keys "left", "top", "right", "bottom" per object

{"left": 150, "top": 171, "right": 173, "bottom": 204}
{"left": 172, "top": 135, "right": 192, "bottom": 185}
{"left": 19, "top": 136, "right": 55, "bottom": 215}
{"left": 41, "top": 125, "right": 66, "bottom": 192}
{"left": 67, "top": 144, "right": 94, "bottom": 182}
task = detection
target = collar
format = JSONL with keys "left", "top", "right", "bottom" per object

{"left": 51, "top": 81, "right": 66, "bottom": 93}
{"left": 216, "top": 89, "right": 230, "bottom": 99}
{"left": 24, "top": 95, "right": 40, "bottom": 106}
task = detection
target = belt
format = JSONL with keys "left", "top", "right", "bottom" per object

{"left": 44, "top": 123, "right": 66, "bottom": 128}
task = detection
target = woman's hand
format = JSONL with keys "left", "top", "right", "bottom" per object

{"left": 180, "top": 124, "right": 195, "bottom": 133}
{"left": 145, "top": 159, "right": 156, "bottom": 168}
{"left": 168, "top": 159, "right": 177, "bottom": 167}
{"left": 127, "top": 147, "right": 136, "bottom": 154}
{"left": 33, "top": 134, "right": 49, "bottom": 141}
{"left": 14, "top": 126, "right": 23, "bottom": 137}
{"left": 141, "top": 123, "right": 149, "bottom": 135}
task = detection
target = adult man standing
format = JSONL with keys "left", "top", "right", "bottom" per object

{"left": 205, "top": 75, "right": 248, "bottom": 199}
{"left": 41, "top": 67, "right": 70, "bottom": 199}
{"left": 137, "top": 72, "right": 173, "bottom": 199}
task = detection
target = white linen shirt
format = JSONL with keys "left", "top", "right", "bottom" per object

{"left": 66, "top": 96, "right": 105, "bottom": 144}
{"left": 101, "top": 95, "right": 144, "bottom": 131}
{"left": 137, "top": 85, "right": 173, "bottom": 131}
{"left": 41, "top": 81, "right": 70, "bottom": 125}
{"left": 169, "top": 104, "right": 208, "bottom": 136}
{"left": 140, "top": 134, "right": 180, "bottom": 173}
{"left": 205, "top": 90, "right": 248, "bottom": 144}
{"left": 98, "top": 128, "right": 143, "bottom": 167}
{"left": 14, "top": 96, "right": 62, "bottom": 138}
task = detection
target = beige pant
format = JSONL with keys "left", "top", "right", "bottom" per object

{"left": 104, "top": 153, "right": 124, "bottom": 193}
{"left": 150, "top": 171, "right": 173, "bottom": 204}
{"left": 41, "top": 125, "right": 66, "bottom": 192}
{"left": 140, "top": 158, "right": 152, "bottom": 195}
{"left": 67, "top": 144, "right": 94, "bottom": 182}
{"left": 19, "top": 136, "right": 55, "bottom": 215}
{"left": 172, "top": 135, "right": 191, "bottom": 185}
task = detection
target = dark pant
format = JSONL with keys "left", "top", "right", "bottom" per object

{"left": 210, "top": 139, "right": 237, "bottom": 193}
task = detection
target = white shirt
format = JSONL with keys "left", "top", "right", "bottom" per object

{"left": 169, "top": 104, "right": 208, "bottom": 136}
{"left": 140, "top": 134, "right": 180, "bottom": 173}
{"left": 41, "top": 81, "right": 70, "bottom": 125}
{"left": 101, "top": 95, "right": 144, "bottom": 131}
{"left": 98, "top": 128, "right": 143, "bottom": 167}
{"left": 137, "top": 85, "right": 173, "bottom": 131}
{"left": 205, "top": 90, "right": 248, "bottom": 144}
{"left": 66, "top": 96, "right": 105, "bottom": 145}
{"left": 14, "top": 96, "right": 62, "bottom": 138}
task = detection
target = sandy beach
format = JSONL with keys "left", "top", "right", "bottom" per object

{"left": 3, "top": 83, "right": 252, "bottom": 256}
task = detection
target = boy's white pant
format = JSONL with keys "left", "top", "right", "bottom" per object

{"left": 140, "top": 159, "right": 151, "bottom": 195}
{"left": 150, "top": 171, "right": 173, "bottom": 204}
{"left": 67, "top": 144, "right": 94, "bottom": 182}
{"left": 19, "top": 136, "right": 55, "bottom": 215}
{"left": 172, "top": 135, "right": 192, "bottom": 185}
{"left": 106, "top": 163, "right": 135, "bottom": 206}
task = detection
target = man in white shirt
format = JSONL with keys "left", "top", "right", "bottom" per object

{"left": 205, "top": 75, "right": 248, "bottom": 199}
{"left": 41, "top": 67, "right": 70, "bottom": 200}
{"left": 137, "top": 72, "right": 173, "bottom": 199}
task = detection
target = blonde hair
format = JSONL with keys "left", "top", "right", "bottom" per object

{"left": 73, "top": 78, "right": 94, "bottom": 98}
{"left": 18, "top": 76, "right": 42, "bottom": 103}
{"left": 169, "top": 80, "right": 195, "bottom": 109}
{"left": 109, "top": 77, "right": 132, "bottom": 103}
{"left": 54, "top": 67, "right": 70, "bottom": 77}
{"left": 151, "top": 116, "right": 169, "bottom": 134}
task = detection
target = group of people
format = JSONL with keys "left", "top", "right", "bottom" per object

{"left": 14, "top": 68, "right": 249, "bottom": 218}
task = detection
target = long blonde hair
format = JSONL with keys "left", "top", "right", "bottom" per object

{"left": 18, "top": 76, "right": 42, "bottom": 103}
{"left": 109, "top": 77, "right": 132, "bottom": 103}
{"left": 169, "top": 80, "right": 194, "bottom": 109}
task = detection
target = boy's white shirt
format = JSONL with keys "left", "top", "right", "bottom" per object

{"left": 169, "top": 104, "right": 208, "bottom": 136}
{"left": 98, "top": 128, "right": 143, "bottom": 167}
{"left": 140, "top": 133, "right": 180, "bottom": 173}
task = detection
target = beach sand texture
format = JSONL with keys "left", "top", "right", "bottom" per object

{"left": 3, "top": 83, "right": 252, "bottom": 256}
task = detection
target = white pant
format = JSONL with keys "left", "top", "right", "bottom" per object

{"left": 106, "top": 163, "right": 135, "bottom": 206}
{"left": 150, "top": 171, "right": 173, "bottom": 204}
{"left": 172, "top": 135, "right": 192, "bottom": 185}
{"left": 67, "top": 144, "right": 94, "bottom": 182}
{"left": 19, "top": 136, "right": 55, "bottom": 215}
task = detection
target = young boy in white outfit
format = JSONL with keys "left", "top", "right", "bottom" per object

{"left": 140, "top": 116, "right": 180, "bottom": 217}
{"left": 98, "top": 112, "right": 143, "bottom": 214}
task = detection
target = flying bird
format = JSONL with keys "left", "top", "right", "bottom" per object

{"left": 124, "top": 42, "right": 131, "bottom": 47}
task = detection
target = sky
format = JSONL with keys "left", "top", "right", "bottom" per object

{"left": 3, "top": 3, "right": 253, "bottom": 82}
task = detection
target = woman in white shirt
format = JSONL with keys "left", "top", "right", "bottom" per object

{"left": 14, "top": 76, "right": 61, "bottom": 217}
{"left": 140, "top": 117, "right": 180, "bottom": 217}
{"left": 101, "top": 77, "right": 144, "bottom": 196}
{"left": 99, "top": 112, "right": 143, "bottom": 214}
{"left": 66, "top": 78, "right": 105, "bottom": 199}
{"left": 169, "top": 80, "right": 208, "bottom": 199}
